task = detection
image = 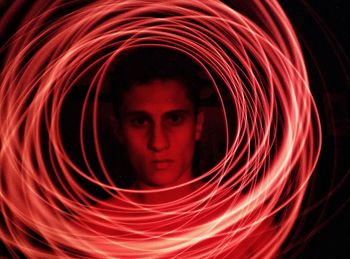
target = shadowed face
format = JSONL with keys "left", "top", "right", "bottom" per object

{"left": 117, "top": 79, "right": 203, "bottom": 189}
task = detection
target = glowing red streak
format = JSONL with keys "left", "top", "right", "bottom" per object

{"left": 0, "top": 0, "right": 321, "bottom": 258}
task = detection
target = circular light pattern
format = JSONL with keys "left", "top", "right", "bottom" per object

{"left": 0, "top": 1, "right": 321, "bottom": 258}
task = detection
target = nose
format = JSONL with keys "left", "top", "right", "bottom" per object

{"left": 148, "top": 123, "right": 169, "bottom": 152}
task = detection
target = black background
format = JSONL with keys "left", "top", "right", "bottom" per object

{"left": 279, "top": 0, "right": 350, "bottom": 258}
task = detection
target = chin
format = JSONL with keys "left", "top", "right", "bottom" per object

{"left": 145, "top": 172, "right": 182, "bottom": 188}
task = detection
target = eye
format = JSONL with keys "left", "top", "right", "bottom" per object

{"left": 130, "top": 117, "right": 149, "bottom": 128}
{"left": 166, "top": 113, "right": 184, "bottom": 125}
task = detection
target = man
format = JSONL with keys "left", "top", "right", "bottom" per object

{"left": 107, "top": 47, "right": 205, "bottom": 204}
{"left": 85, "top": 47, "right": 276, "bottom": 258}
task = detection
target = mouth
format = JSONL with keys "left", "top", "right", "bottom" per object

{"left": 151, "top": 160, "right": 174, "bottom": 170}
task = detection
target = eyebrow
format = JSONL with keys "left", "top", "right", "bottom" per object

{"left": 122, "top": 109, "right": 191, "bottom": 118}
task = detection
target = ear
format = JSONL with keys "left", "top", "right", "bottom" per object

{"left": 195, "top": 111, "right": 204, "bottom": 141}
{"left": 110, "top": 115, "right": 124, "bottom": 144}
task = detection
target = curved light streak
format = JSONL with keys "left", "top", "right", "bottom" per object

{"left": 0, "top": 0, "right": 321, "bottom": 258}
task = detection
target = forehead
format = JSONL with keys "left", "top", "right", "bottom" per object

{"left": 120, "top": 79, "right": 193, "bottom": 113}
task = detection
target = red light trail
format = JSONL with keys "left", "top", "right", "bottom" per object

{"left": 0, "top": 1, "right": 321, "bottom": 258}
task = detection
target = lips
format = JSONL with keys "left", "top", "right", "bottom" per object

{"left": 151, "top": 159, "right": 174, "bottom": 170}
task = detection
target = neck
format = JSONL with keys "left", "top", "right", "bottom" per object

{"left": 132, "top": 170, "right": 200, "bottom": 204}
{"left": 133, "top": 182, "right": 198, "bottom": 205}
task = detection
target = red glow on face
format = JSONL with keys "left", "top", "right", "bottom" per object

{"left": 0, "top": 0, "right": 322, "bottom": 258}
{"left": 118, "top": 79, "right": 202, "bottom": 189}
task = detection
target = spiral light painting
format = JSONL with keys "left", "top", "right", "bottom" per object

{"left": 0, "top": 1, "right": 322, "bottom": 258}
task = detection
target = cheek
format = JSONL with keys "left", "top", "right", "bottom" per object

{"left": 123, "top": 131, "right": 147, "bottom": 157}
{"left": 123, "top": 135, "right": 150, "bottom": 175}
{"left": 171, "top": 126, "right": 196, "bottom": 152}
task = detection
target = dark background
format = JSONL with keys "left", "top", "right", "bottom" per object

{"left": 1, "top": 1, "right": 349, "bottom": 258}
{"left": 278, "top": 0, "right": 350, "bottom": 258}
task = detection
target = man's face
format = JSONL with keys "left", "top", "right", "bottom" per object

{"left": 117, "top": 79, "right": 203, "bottom": 189}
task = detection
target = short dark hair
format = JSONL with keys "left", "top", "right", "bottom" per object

{"left": 107, "top": 47, "right": 204, "bottom": 116}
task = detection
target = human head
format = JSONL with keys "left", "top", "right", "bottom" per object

{"left": 108, "top": 47, "right": 205, "bottom": 189}
{"left": 110, "top": 47, "right": 202, "bottom": 116}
